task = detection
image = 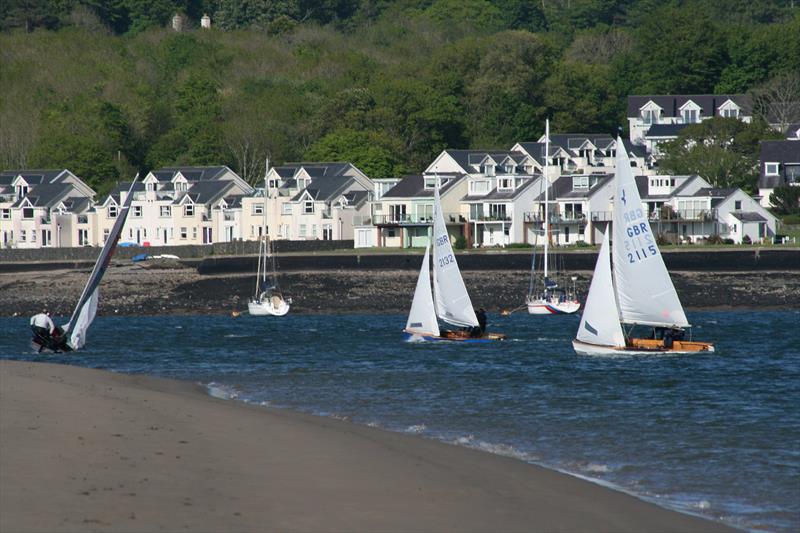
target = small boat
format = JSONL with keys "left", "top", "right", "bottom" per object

{"left": 526, "top": 120, "right": 580, "bottom": 315}
{"left": 248, "top": 170, "right": 290, "bottom": 317}
{"left": 572, "top": 138, "right": 714, "bottom": 356}
{"left": 31, "top": 175, "right": 139, "bottom": 353}
{"left": 403, "top": 181, "right": 505, "bottom": 342}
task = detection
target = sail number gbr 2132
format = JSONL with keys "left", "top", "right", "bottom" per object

{"left": 435, "top": 235, "right": 455, "bottom": 267}
{"left": 622, "top": 207, "right": 657, "bottom": 264}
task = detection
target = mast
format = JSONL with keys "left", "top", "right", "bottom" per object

{"left": 543, "top": 119, "right": 550, "bottom": 280}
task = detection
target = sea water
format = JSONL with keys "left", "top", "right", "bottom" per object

{"left": 1, "top": 310, "right": 798, "bottom": 532}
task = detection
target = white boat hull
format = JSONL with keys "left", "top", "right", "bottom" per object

{"left": 248, "top": 299, "right": 290, "bottom": 317}
{"left": 572, "top": 339, "right": 715, "bottom": 356}
{"left": 527, "top": 299, "right": 581, "bottom": 315}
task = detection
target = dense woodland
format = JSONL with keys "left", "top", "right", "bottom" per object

{"left": 1, "top": 0, "right": 798, "bottom": 197}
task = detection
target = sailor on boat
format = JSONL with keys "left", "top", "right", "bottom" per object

{"left": 30, "top": 310, "right": 67, "bottom": 352}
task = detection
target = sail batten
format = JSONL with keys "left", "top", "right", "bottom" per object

{"left": 611, "top": 138, "right": 689, "bottom": 328}
{"left": 65, "top": 176, "right": 139, "bottom": 350}
{"left": 431, "top": 184, "right": 479, "bottom": 328}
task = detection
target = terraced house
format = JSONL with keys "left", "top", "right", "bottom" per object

{"left": 0, "top": 169, "right": 95, "bottom": 248}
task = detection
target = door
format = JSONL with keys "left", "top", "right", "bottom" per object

{"left": 163, "top": 229, "right": 168, "bottom": 244}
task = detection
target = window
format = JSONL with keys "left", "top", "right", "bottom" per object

{"left": 78, "top": 229, "right": 88, "bottom": 246}
{"left": 683, "top": 109, "right": 698, "bottom": 123}
{"left": 192, "top": 227, "right": 198, "bottom": 240}
{"left": 20, "top": 230, "right": 26, "bottom": 242}
{"left": 765, "top": 162, "right": 780, "bottom": 176}
{"left": 252, "top": 203, "right": 264, "bottom": 215}
{"left": 389, "top": 204, "right": 407, "bottom": 222}
{"left": 184, "top": 204, "right": 195, "bottom": 216}
{"left": 108, "top": 205, "right": 118, "bottom": 218}
{"left": 488, "top": 204, "right": 507, "bottom": 220}
{"left": 641, "top": 109, "right": 658, "bottom": 124}
{"left": 470, "top": 180, "right": 490, "bottom": 195}
{"left": 180, "top": 227, "right": 188, "bottom": 239}
{"left": 31, "top": 230, "right": 37, "bottom": 243}
{"left": 484, "top": 164, "right": 495, "bottom": 176}
{"left": 160, "top": 205, "right": 171, "bottom": 217}
{"left": 103, "top": 228, "right": 110, "bottom": 243}
{"left": 734, "top": 200, "right": 742, "bottom": 210}
{"left": 282, "top": 203, "right": 292, "bottom": 215}
{"left": 573, "top": 176, "right": 589, "bottom": 189}
{"left": 1, "top": 209, "right": 10, "bottom": 220}
{"left": 498, "top": 178, "right": 513, "bottom": 190}
{"left": 722, "top": 108, "right": 739, "bottom": 118}
{"left": 304, "top": 201, "right": 314, "bottom": 214}
{"left": 133, "top": 206, "right": 142, "bottom": 218}
{"left": 146, "top": 182, "right": 155, "bottom": 192}
{"left": 268, "top": 179, "right": 279, "bottom": 188}
{"left": 299, "top": 224, "right": 307, "bottom": 237}
{"left": 312, "top": 224, "right": 317, "bottom": 238}
{"left": 22, "top": 207, "right": 34, "bottom": 219}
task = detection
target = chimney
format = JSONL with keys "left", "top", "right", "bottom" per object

{"left": 201, "top": 14, "right": 211, "bottom": 29}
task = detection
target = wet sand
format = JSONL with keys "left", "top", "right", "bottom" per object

{"left": 0, "top": 360, "right": 736, "bottom": 532}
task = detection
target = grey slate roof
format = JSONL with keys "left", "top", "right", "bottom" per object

{"left": 731, "top": 212, "right": 767, "bottom": 222}
{"left": 176, "top": 180, "right": 235, "bottom": 205}
{"left": 157, "top": 166, "right": 232, "bottom": 182}
{"left": 103, "top": 182, "right": 145, "bottom": 205}
{"left": 533, "top": 174, "right": 612, "bottom": 201}
{"left": 0, "top": 169, "right": 70, "bottom": 186}
{"left": 627, "top": 95, "right": 752, "bottom": 118}
{"left": 461, "top": 177, "right": 537, "bottom": 202}
{"left": 758, "top": 140, "right": 800, "bottom": 188}
{"left": 12, "top": 183, "right": 73, "bottom": 208}
{"left": 278, "top": 162, "right": 354, "bottom": 179}
{"left": 644, "top": 123, "right": 690, "bottom": 138}
{"left": 381, "top": 174, "right": 465, "bottom": 199}
{"left": 341, "top": 190, "right": 369, "bottom": 208}
{"left": 291, "top": 175, "right": 353, "bottom": 202}
{"left": 692, "top": 187, "right": 737, "bottom": 198}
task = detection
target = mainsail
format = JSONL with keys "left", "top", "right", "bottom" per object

{"left": 431, "top": 183, "right": 478, "bottom": 328}
{"left": 65, "top": 176, "right": 138, "bottom": 350}
{"left": 611, "top": 138, "right": 688, "bottom": 328}
{"left": 405, "top": 244, "right": 440, "bottom": 337}
{"left": 576, "top": 228, "right": 625, "bottom": 347}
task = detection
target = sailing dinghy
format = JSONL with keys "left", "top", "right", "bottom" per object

{"left": 403, "top": 183, "right": 505, "bottom": 342}
{"left": 31, "top": 176, "right": 139, "bottom": 353}
{"left": 247, "top": 172, "right": 290, "bottom": 317}
{"left": 572, "top": 138, "right": 714, "bottom": 356}
{"left": 526, "top": 119, "right": 580, "bottom": 315}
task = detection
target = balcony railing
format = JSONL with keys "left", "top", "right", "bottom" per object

{"left": 469, "top": 215, "right": 512, "bottom": 222}
{"left": 373, "top": 213, "right": 464, "bottom": 225}
{"left": 524, "top": 212, "right": 586, "bottom": 223}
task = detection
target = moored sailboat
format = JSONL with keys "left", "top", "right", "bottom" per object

{"left": 248, "top": 173, "right": 290, "bottom": 317}
{"left": 572, "top": 137, "right": 714, "bottom": 356}
{"left": 31, "top": 175, "right": 139, "bottom": 353}
{"left": 403, "top": 182, "right": 505, "bottom": 342}
{"left": 526, "top": 120, "right": 580, "bottom": 315}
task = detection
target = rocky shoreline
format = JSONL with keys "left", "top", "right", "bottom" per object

{"left": 2, "top": 262, "right": 798, "bottom": 317}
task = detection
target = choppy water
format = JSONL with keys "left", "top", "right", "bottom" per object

{"left": 2, "top": 310, "right": 798, "bottom": 532}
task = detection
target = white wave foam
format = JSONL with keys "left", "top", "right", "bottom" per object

{"left": 450, "top": 435, "right": 538, "bottom": 462}
{"left": 691, "top": 500, "right": 711, "bottom": 510}
{"left": 584, "top": 463, "right": 611, "bottom": 473}
{"left": 223, "top": 334, "right": 249, "bottom": 338}
{"left": 405, "top": 424, "right": 427, "bottom": 434}
{"left": 206, "top": 382, "right": 240, "bottom": 400}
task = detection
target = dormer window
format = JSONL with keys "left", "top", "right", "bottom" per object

{"left": 682, "top": 108, "right": 698, "bottom": 123}
{"left": 573, "top": 176, "right": 589, "bottom": 189}
{"left": 15, "top": 185, "right": 28, "bottom": 197}
{"left": 722, "top": 108, "right": 739, "bottom": 118}
{"left": 304, "top": 200, "right": 314, "bottom": 214}
{"left": 184, "top": 204, "right": 195, "bottom": 217}
{"left": 108, "top": 205, "right": 118, "bottom": 218}
{"left": 504, "top": 164, "right": 515, "bottom": 174}
{"left": 641, "top": 109, "right": 659, "bottom": 124}
{"left": 146, "top": 182, "right": 155, "bottom": 192}
{"left": 269, "top": 179, "right": 279, "bottom": 188}
{"left": 484, "top": 164, "right": 495, "bottom": 176}
{"left": 498, "top": 177, "right": 513, "bottom": 190}
{"left": 176, "top": 181, "right": 187, "bottom": 192}
{"left": 470, "top": 180, "right": 490, "bottom": 195}
{"left": 765, "top": 162, "right": 780, "bottom": 176}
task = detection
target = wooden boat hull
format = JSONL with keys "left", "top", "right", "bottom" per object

{"left": 403, "top": 330, "right": 506, "bottom": 343}
{"left": 526, "top": 299, "right": 581, "bottom": 315}
{"left": 573, "top": 338, "right": 715, "bottom": 356}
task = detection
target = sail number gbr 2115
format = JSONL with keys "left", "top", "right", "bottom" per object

{"left": 622, "top": 207, "right": 657, "bottom": 264}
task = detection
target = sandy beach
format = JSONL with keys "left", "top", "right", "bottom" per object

{"left": 0, "top": 360, "right": 736, "bottom": 532}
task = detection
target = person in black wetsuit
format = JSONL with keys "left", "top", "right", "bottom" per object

{"left": 476, "top": 308, "right": 487, "bottom": 336}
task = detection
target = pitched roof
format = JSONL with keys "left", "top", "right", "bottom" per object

{"left": 461, "top": 177, "right": 537, "bottom": 202}
{"left": 533, "top": 174, "right": 612, "bottom": 201}
{"left": 11, "top": 183, "right": 74, "bottom": 208}
{"left": 291, "top": 174, "right": 354, "bottom": 202}
{"left": 627, "top": 95, "right": 752, "bottom": 118}
{"left": 177, "top": 180, "right": 235, "bottom": 205}
{"left": 644, "top": 123, "right": 690, "bottom": 138}
{"left": 156, "top": 166, "right": 232, "bottom": 182}
{"left": 0, "top": 169, "right": 70, "bottom": 185}
{"left": 692, "top": 187, "right": 737, "bottom": 198}
{"left": 758, "top": 140, "right": 800, "bottom": 188}
{"left": 381, "top": 174, "right": 465, "bottom": 199}
{"left": 731, "top": 211, "right": 767, "bottom": 222}
{"left": 277, "top": 162, "right": 355, "bottom": 179}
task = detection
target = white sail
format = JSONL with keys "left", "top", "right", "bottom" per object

{"left": 405, "top": 244, "right": 440, "bottom": 337}
{"left": 63, "top": 176, "right": 139, "bottom": 351}
{"left": 432, "top": 184, "right": 478, "bottom": 328}
{"left": 611, "top": 137, "right": 689, "bottom": 327}
{"left": 577, "top": 229, "right": 625, "bottom": 347}
{"left": 68, "top": 288, "right": 98, "bottom": 350}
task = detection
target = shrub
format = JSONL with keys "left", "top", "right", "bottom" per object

{"left": 454, "top": 235, "right": 467, "bottom": 250}
{"left": 705, "top": 235, "right": 724, "bottom": 245}
{"left": 723, "top": 238, "right": 735, "bottom": 244}
{"left": 742, "top": 235, "right": 752, "bottom": 244}
{"left": 505, "top": 242, "right": 532, "bottom": 249}
{"left": 574, "top": 240, "right": 592, "bottom": 248}
{"left": 782, "top": 214, "right": 800, "bottom": 225}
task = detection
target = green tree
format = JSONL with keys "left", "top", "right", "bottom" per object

{"left": 305, "top": 129, "right": 401, "bottom": 178}
{"left": 769, "top": 186, "right": 800, "bottom": 216}
{"left": 543, "top": 61, "right": 620, "bottom": 133}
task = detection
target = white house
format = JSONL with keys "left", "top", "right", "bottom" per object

{"left": 757, "top": 140, "right": 800, "bottom": 207}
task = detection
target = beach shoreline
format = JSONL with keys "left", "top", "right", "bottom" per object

{"left": 0, "top": 359, "right": 738, "bottom": 532}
